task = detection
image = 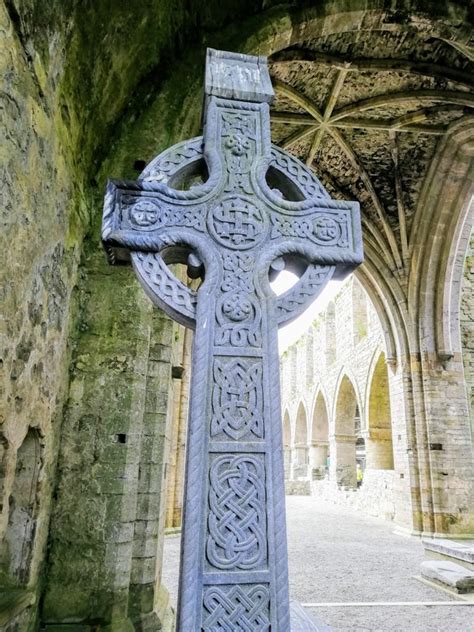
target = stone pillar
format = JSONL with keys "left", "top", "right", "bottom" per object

{"left": 365, "top": 428, "right": 394, "bottom": 470}
{"left": 330, "top": 433, "right": 357, "bottom": 488}
{"left": 415, "top": 352, "right": 474, "bottom": 536}
{"left": 41, "top": 250, "right": 175, "bottom": 629}
{"left": 309, "top": 441, "right": 329, "bottom": 478}
{"left": 292, "top": 444, "right": 309, "bottom": 479}
{"left": 283, "top": 447, "right": 292, "bottom": 479}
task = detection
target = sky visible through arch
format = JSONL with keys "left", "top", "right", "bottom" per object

{"left": 271, "top": 271, "right": 345, "bottom": 353}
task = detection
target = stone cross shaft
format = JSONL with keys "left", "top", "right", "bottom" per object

{"left": 102, "top": 49, "right": 362, "bottom": 631}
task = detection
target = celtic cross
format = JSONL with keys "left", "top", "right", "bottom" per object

{"left": 102, "top": 49, "right": 362, "bottom": 631}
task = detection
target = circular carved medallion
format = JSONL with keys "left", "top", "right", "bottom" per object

{"left": 312, "top": 216, "right": 340, "bottom": 243}
{"left": 221, "top": 294, "right": 253, "bottom": 322}
{"left": 208, "top": 196, "right": 265, "bottom": 250}
{"left": 130, "top": 200, "right": 159, "bottom": 227}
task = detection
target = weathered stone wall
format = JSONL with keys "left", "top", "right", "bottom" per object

{"left": 0, "top": 6, "right": 85, "bottom": 628}
{"left": 40, "top": 235, "right": 176, "bottom": 628}
{"left": 461, "top": 229, "right": 474, "bottom": 425}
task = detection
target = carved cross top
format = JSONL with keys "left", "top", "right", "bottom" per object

{"left": 103, "top": 49, "right": 362, "bottom": 632}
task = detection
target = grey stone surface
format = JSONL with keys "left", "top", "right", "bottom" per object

{"left": 103, "top": 48, "right": 362, "bottom": 631}
{"left": 421, "top": 560, "right": 474, "bottom": 593}
{"left": 423, "top": 538, "right": 474, "bottom": 564}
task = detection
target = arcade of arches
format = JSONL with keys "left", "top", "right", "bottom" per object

{"left": 1, "top": 0, "right": 473, "bottom": 629}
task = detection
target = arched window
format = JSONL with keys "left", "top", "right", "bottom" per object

{"left": 294, "top": 403, "right": 309, "bottom": 477}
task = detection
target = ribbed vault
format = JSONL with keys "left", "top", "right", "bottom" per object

{"left": 269, "top": 36, "right": 474, "bottom": 273}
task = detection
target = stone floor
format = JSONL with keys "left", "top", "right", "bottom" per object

{"left": 161, "top": 496, "right": 474, "bottom": 631}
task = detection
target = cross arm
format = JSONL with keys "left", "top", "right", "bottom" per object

{"left": 268, "top": 200, "right": 363, "bottom": 276}
{"left": 102, "top": 179, "right": 207, "bottom": 265}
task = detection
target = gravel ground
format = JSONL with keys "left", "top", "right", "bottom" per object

{"left": 162, "top": 496, "right": 473, "bottom": 631}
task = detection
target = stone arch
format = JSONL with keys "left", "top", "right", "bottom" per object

{"left": 332, "top": 374, "right": 361, "bottom": 488}
{"left": 310, "top": 390, "right": 330, "bottom": 478}
{"left": 406, "top": 119, "right": 474, "bottom": 534}
{"left": 2, "top": 428, "right": 42, "bottom": 586}
{"left": 293, "top": 401, "right": 309, "bottom": 478}
{"left": 282, "top": 409, "right": 292, "bottom": 478}
{"left": 366, "top": 351, "right": 394, "bottom": 470}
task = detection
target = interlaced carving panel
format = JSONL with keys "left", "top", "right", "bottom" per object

{"left": 122, "top": 196, "right": 205, "bottom": 232}
{"left": 132, "top": 252, "right": 197, "bottom": 319}
{"left": 202, "top": 584, "right": 270, "bottom": 631}
{"left": 211, "top": 359, "right": 263, "bottom": 440}
{"left": 209, "top": 196, "right": 266, "bottom": 249}
{"left": 270, "top": 211, "right": 350, "bottom": 248}
{"left": 216, "top": 252, "right": 262, "bottom": 347}
{"left": 276, "top": 264, "right": 333, "bottom": 325}
{"left": 207, "top": 455, "right": 267, "bottom": 571}
{"left": 221, "top": 253, "right": 254, "bottom": 294}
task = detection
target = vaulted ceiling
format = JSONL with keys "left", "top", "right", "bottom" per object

{"left": 268, "top": 29, "right": 474, "bottom": 271}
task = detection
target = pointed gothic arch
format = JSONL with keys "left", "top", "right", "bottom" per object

{"left": 332, "top": 374, "right": 361, "bottom": 488}
{"left": 310, "top": 389, "right": 330, "bottom": 477}
{"left": 366, "top": 351, "right": 394, "bottom": 470}
{"left": 293, "top": 401, "right": 309, "bottom": 478}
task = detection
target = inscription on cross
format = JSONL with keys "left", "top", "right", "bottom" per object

{"left": 102, "top": 48, "right": 363, "bottom": 631}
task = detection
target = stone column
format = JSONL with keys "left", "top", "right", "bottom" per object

{"left": 330, "top": 433, "right": 357, "bottom": 488}
{"left": 283, "top": 447, "right": 292, "bottom": 479}
{"left": 365, "top": 428, "right": 394, "bottom": 470}
{"left": 309, "top": 441, "right": 329, "bottom": 478}
{"left": 292, "top": 443, "right": 309, "bottom": 479}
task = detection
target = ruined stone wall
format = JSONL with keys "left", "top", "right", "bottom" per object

{"left": 280, "top": 277, "right": 402, "bottom": 522}
{"left": 0, "top": 6, "right": 85, "bottom": 627}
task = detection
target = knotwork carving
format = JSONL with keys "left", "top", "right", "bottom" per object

{"left": 202, "top": 585, "right": 270, "bottom": 631}
{"left": 209, "top": 196, "right": 266, "bottom": 249}
{"left": 124, "top": 197, "right": 205, "bottom": 232}
{"left": 221, "top": 253, "right": 254, "bottom": 294}
{"left": 276, "top": 264, "right": 333, "bottom": 325}
{"left": 132, "top": 252, "right": 197, "bottom": 317}
{"left": 211, "top": 359, "right": 263, "bottom": 440}
{"left": 207, "top": 455, "right": 266, "bottom": 570}
{"left": 270, "top": 211, "right": 349, "bottom": 247}
{"left": 142, "top": 139, "right": 203, "bottom": 184}
{"left": 270, "top": 147, "right": 329, "bottom": 201}
{"left": 221, "top": 108, "right": 257, "bottom": 193}
{"left": 215, "top": 293, "right": 262, "bottom": 347}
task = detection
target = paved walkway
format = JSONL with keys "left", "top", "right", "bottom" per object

{"left": 162, "top": 496, "right": 473, "bottom": 631}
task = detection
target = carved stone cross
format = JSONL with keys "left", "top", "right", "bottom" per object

{"left": 102, "top": 49, "right": 362, "bottom": 631}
